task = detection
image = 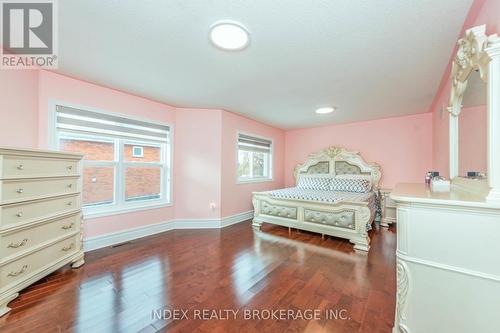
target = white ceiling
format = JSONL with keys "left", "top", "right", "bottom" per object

{"left": 57, "top": 0, "right": 474, "bottom": 129}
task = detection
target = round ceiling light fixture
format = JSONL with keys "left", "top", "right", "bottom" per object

{"left": 210, "top": 21, "right": 250, "bottom": 51}
{"left": 315, "top": 107, "right": 336, "bottom": 114}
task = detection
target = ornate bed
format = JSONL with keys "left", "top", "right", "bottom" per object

{"left": 252, "top": 146, "right": 381, "bottom": 252}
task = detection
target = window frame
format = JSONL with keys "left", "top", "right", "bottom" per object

{"left": 236, "top": 131, "right": 273, "bottom": 184}
{"left": 59, "top": 133, "right": 118, "bottom": 208}
{"left": 132, "top": 146, "right": 144, "bottom": 158}
{"left": 49, "top": 101, "right": 173, "bottom": 219}
{"left": 122, "top": 140, "right": 165, "bottom": 203}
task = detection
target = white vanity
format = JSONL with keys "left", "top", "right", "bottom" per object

{"left": 391, "top": 183, "right": 500, "bottom": 333}
{"left": 391, "top": 25, "right": 500, "bottom": 333}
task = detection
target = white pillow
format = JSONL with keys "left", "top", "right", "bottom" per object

{"left": 297, "top": 174, "right": 333, "bottom": 191}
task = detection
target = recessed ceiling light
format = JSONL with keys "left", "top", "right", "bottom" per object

{"left": 210, "top": 21, "right": 249, "bottom": 51}
{"left": 315, "top": 107, "right": 336, "bottom": 114}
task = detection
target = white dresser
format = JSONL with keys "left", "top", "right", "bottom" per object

{"left": 0, "top": 147, "right": 84, "bottom": 316}
{"left": 390, "top": 183, "right": 500, "bottom": 333}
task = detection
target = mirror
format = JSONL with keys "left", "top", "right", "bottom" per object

{"left": 458, "top": 69, "right": 487, "bottom": 178}
{"left": 448, "top": 24, "right": 500, "bottom": 202}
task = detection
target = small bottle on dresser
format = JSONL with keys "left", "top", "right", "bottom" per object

{"left": 425, "top": 172, "right": 432, "bottom": 185}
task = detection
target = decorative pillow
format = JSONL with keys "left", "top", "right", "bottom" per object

{"left": 297, "top": 175, "right": 332, "bottom": 191}
{"left": 335, "top": 174, "right": 373, "bottom": 191}
{"left": 330, "top": 178, "right": 371, "bottom": 193}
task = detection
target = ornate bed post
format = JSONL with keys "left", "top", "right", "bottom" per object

{"left": 349, "top": 206, "right": 371, "bottom": 252}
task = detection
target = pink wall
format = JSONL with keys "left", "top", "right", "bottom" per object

{"left": 0, "top": 70, "right": 39, "bottom": 148}
{"left": 174, "top": 109, "right": 222, "bottom": 219}
{"left": 459, "top": 106, "right": 487, "bottom": 176}
{"left": 285, "top": 113, "right": 433, "bottom": 189}
{"left": 174, "top": 108, "right": 285, "bottom": 219}
{"left": 431, "top": 98, "right": 451, "bottom": 177}
{"left": 431, "top": 0, "right": 500, "bottom": 175}
{"left": 221, "top": 111, "right": 286, "bottom": 217}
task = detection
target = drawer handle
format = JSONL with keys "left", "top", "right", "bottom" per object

{"left": 61, "top": 222, "right": 74, "bottom": 230}
{"left": 16, "top": 212, "right": 23, "bottom": 217}
{"left": 7, "top": 238, "right": 28, "bottom": 248}
{"left": 17, "top": 164, "right": 24, "bottom": 170}
{"left": 67, "top": 165, "right": 73, "bottom": 170}
{"left": 16, "top": 188, "right": 24, "bottom": 194}
{"left": 7, "top": 265, "right": 28, "bottom": 277}
{"left": 62, "top": 243, "right": 74, "bottom": 252}
{"left": 67, "top": 184, "right": 73, "bottom": 189}
{"left": 67, "top": 202, "right": 73, "bottom": 206}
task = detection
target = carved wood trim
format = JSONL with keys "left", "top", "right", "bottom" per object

{"left": 396, "top": 259, "right": 410, "bottom": 333}
{"left": 293, "top": 146, "right": 382, "bottom": 190}
{"left": 448, "top": 25, "right": 493, "bottom": 117}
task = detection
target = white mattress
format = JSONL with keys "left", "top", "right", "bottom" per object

{"left": 269, "top": 187, "right": 374, "bottom": 203}
{"left": 268, "top": 187, "right": 378, "bottom": 224}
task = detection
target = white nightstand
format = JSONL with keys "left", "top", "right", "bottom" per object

{"left": 380, "top": 189, "right": 396, "bottom": 227}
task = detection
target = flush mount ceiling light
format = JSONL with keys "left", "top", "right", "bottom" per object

{"left": 315, "top": 107, "right": 336, "bottom": 114}
{"left": 210, "top": 21, "right": 249, "bottom": 51}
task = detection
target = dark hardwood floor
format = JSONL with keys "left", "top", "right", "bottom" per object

{"left": 0, "top": 221, "right": 396, "bottom": 333}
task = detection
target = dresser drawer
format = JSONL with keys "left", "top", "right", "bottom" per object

{"left": 1, "top": 155, "right": 79, "bottom": 179}
{"left": 0, "top": 213, "right": 80, "bottom": 260}
{"left": 0, "top": 177, "right": 79, "bottom": 205}
{"left": 0, "top": 235, "right": 79, "bottom": 291}
{"left": 0, "top": 194, "right": 80, "bottom": 229}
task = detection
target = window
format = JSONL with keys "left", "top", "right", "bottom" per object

{"left": 54, "top": 105, "right": 171, "bottom": 217}
{"left": 132, "top": 146, "right": 144, "bottom": 158}
{"left": 237, "top": 133, "right": 272, "bottom": 182}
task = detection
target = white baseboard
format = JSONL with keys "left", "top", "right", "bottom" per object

{"left": 221, "top": 210, "right": 254, "bottom": 228}
{"left": 83, "top": 210, "right": 253, "bottom": 252}
{"left": 83, "top": 219, "right": 177, "bottom": 252}
{"left": 174, "top": 218, "right": 221, "bottom": 229}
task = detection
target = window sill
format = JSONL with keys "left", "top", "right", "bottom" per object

{"left": 237, "top": 178, "right": 274, "bottom": 184}
{"left": 83, "top": 201, "right": 173, "bottom": 220}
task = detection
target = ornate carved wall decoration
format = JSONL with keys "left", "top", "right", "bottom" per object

{"left": 448, "top": 25, "right": 494, "bottom": 116}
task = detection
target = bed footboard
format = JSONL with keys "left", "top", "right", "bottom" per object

{"left": 252, "top": 192, "right": 373, "bottom": 252}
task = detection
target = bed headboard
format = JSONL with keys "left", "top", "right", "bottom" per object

{"left": 293, "top": 146, "right": 382, "bottom": 190}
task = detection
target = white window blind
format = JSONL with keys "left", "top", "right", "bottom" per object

{"left": 56, "top": 105, "right": 169, "bottom": 142}
{"left": 237, "top": 134, "right": 272, "bottom": 153}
